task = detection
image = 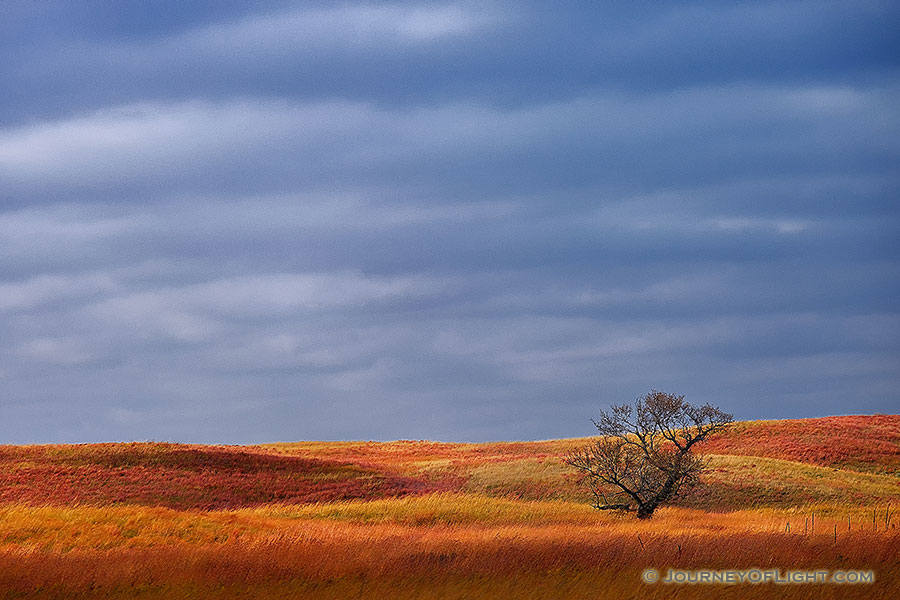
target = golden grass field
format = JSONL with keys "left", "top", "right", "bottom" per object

{"left": 1, "top": 415, "right": 898, "bottom": 599}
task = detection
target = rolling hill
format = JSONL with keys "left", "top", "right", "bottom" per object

{"left": 0, "top": 415, "right": 898, "bottom": 599}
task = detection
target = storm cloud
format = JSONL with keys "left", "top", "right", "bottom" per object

{"left": 1, "top": 1, "right": 898, "bottom": 443}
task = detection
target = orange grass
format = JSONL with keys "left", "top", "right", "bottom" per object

{"left": 0, "top": 415, "right": 898, "bottom": 599}
{"left": 1, "top": 504, "right": 897, "bottom": 599}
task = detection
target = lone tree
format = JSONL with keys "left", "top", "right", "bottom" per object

{"left": 566, "top": 390, "right": 733, "bottom": 519}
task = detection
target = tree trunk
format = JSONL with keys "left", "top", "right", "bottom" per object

{"left": 636, "top": 504, "right": 656, "bottom": 519}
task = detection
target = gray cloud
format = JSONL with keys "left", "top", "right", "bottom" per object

{"left": 1, "top": 1, "right": 898, "bottom": 443}
{"left": 3, "top": 79, "right": 898, "bottom": 208}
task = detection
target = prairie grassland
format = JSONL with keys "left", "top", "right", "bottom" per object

{"left": 1, "top": 500, "right": 897, "bottom": 599}
{"left": 0, "top": 494, "right": 900, "bottom": 598}
{"left": 0, "top": 415, "right": 898, "bottom": 599}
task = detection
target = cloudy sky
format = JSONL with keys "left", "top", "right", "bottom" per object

{"left": 1, "top": 1, "right": 898, "bottom": 444}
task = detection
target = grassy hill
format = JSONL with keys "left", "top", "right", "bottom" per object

{"left": 1, "top": 415, "right": 898, "bottom": 599}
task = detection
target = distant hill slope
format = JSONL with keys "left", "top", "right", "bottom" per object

{"left": 1, "top": 415, "right": 897, "bottom": 511}
{"left": 695, "top": 415, "right": 900, "bottom": 474}
{"left": 0, "top": 443, "right": 440, "bottom": 510}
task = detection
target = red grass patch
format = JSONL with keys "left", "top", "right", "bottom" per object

{"left": 0, "top": 443, "right": 443, "bottom": 510}
{"left": 696, "top": 415, "right": 900, "bottom": 473}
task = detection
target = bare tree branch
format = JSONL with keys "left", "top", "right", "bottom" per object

{"left": 565, "top": 390, "right": 733, "bottom": 519}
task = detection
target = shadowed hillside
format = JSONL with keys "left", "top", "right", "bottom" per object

{"left": 0, "top": 443, "right": 440, "bottom": 509}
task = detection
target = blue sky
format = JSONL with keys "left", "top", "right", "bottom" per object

{"left": 1, "top": 1, "right": 898, "bottom": 443}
